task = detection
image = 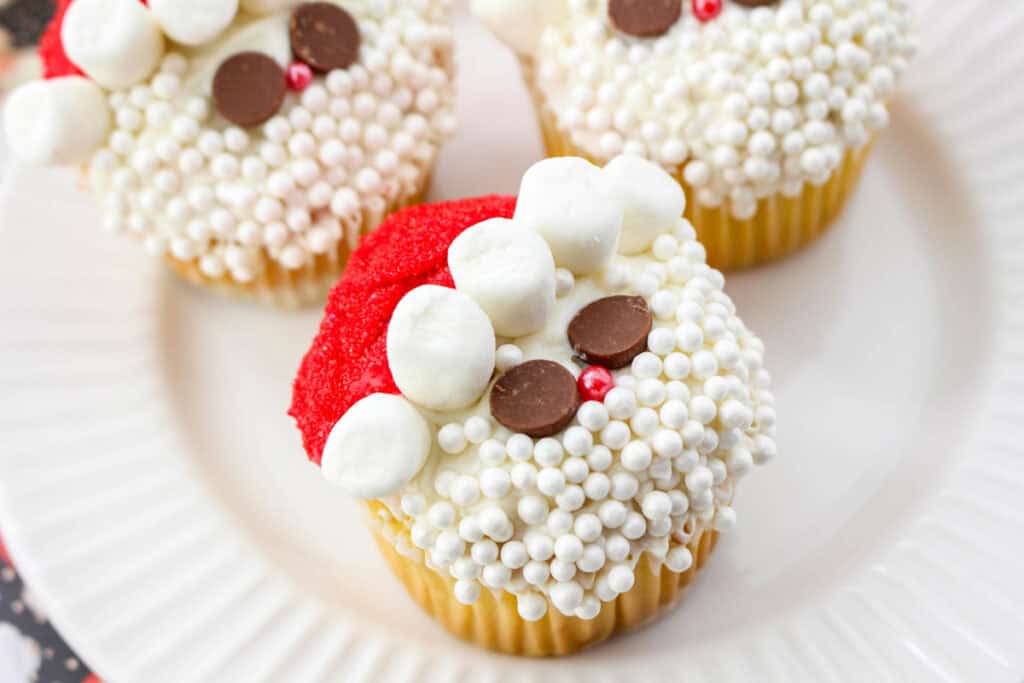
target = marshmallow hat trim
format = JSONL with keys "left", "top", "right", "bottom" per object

{"left": 289, "top": 195, "right": 517, "bottom": 465}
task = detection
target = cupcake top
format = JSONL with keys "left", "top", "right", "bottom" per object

{"left": 291, "top": 155, "right": 777, "bottom": 622}
{"left": 3, "top": 0, "right": 455, "bottom": 282}
{"left": 473, "top": 0, "right": 915, "bottom": 219}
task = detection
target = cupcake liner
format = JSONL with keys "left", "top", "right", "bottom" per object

{"left": 165, "top": 182, "right": 431, "bottom": 308}
{"left": 367, "top": 502, "right": 719, "bottom": 657}
{"left": 521, "top": 57, "right": 873, "bottom": 271}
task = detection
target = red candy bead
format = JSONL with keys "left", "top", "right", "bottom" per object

{"left": 692, "top": 0, "right": 722, "bottom": 22}
{"left": 578, "top": 366, "right": 615, "bottom": 403}
{"left": 286, "top": 61, "right": 314, "bottom": 91}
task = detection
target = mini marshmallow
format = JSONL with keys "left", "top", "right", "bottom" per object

{"left": 603, "top": 155, "right": 686, "bottom": 254}
{"left": 4, "top": 78, "right": 111, "bottom": 165}
{"left": 150, "top": 0, "right": 239, "bottom": 46}
{"left": 320, "top": 393, "right": 430, "bottom": 498}
{"left": 448, "top": 218, "right": 556, "bottom": 337}
{"left": 62, "top": 0, "right": 165, "bottom": 89}
{"left": 387, "top": 285, "right": 496, "bottom": 411}
{"left": 514, "top": 157, "right": 623, "bottom": 275}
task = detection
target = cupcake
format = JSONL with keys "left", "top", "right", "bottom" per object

{"left": 472, "top": 0, "right": 915, "bottom": 270}
{"left": 290, "top": 155, "right": 777, "bottom": 655}
{"left": 3, "top": 0, "right": 456, "bottom": 307}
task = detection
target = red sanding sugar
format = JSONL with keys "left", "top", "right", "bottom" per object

{"left": 41, "top": 0, "right": 148, "bottom": 80}
{"left": 289, "top": 195, "right": 517, "bottom": 465}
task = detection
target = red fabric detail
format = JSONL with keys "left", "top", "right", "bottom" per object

{"left": 40, "top": 0, "right": 148, "bottom": 80}
{"left": 289, "top": 195, "right": 517, "bottom": 465}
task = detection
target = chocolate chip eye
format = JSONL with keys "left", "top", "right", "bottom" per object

{"left": 290, "top": 2, "right": 361, "bottom": 73}
{"left": 212, "top": 52, "right": 287, "bottom": 127}
{"left": 568, "top": 295, "right": 653, "bottom": 369}
{"left": 608, "top": 0, "right": 682, "bottom": 38}
{"left": 491, "top": 360, "right": 580, "bottom": 438}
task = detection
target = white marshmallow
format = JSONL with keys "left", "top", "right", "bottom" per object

{"left": 61, "top": 0, "right": 164, "bottom": 89}
{"left": 387, "top": 286, "right": 496, "bottom": 411}
{"left": 603, "top": 155, "right": 686, "bottom": 254}
{"left": 448, "top": 218, "right": 556, "bottom": 338}
{"left": 4, "top": 78, "right": 110, "bottom": 165}
{"left": 514, "top": 157, "right": 623, "bottom": 275}
{"left": 470, "top": 0, "right": 545, "bottom": 55}
{"left": 239, "top": 0, "right": 300, "bottom": 14}
{"left": 150, "top": 0, "right": 238, "bottom": 46}
{"left": 321, "top": 393, "right": 430, "bottom": 499}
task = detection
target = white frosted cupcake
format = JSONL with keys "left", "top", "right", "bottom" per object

{"left": 290, "top": 155, "right": 777, "bottom": 655}
{"left": 473, "top": 0, "right": 916, "bottom": 269}
{"left": 5, "top": 0, "right": 456, "bottom": 306}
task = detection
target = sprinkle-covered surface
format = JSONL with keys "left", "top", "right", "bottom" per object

{"left": 0, "top": 536, "right": 98, "bottom": 683}
{"left": 475, "top": 0, "right": 916, "bottom": 219}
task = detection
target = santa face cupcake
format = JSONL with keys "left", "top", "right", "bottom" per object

{"left": 473, "top": 0, "right": 915, "bottom": 270}
{"left": 4, "top": 0, "right": 456, "bottom": 307}
{"left": 290, "top": 155, "right": 777, "bottom": 656}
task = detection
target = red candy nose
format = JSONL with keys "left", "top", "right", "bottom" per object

{"left": 286, "top": 61, "right": 314, "bottom": 91}
{"left": 692, "top": 0, "right": 723, "bottom": 22}
{"left": 578, "top": 366, "right": 615, "bottom": 403}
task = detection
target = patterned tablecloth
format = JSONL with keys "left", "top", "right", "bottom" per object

{"left": 0, "top": 538, "right": 98, "bottom": 682}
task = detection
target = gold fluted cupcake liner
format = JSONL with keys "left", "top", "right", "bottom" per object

{"left": 165, "top": 183, "right": 429, "bottom": 308}
{"left": 368, "top": 501, "right": 719, "bottom": 657}
{"left": 521, "top": 58, "right": 873, "bottom": 271}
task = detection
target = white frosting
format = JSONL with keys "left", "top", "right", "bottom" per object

{"left": 356, "top": 155, "right": 776, "bottom": 621}
{"left": 514, "top": 157, "right": 623, "bottom": 275}
{"left": 322, "top": 393, "right": 431, "bottom": 498}
{"left": 22, "top": 0, "right": 457, "bottom": 280}
{"left": 479, "top": 0, "right": 916, "bottom": 219}
{"left": 150, "top": 0, "right": 240, "bottom": 46}
{"left": 62, "top": 0, "right": 165, "bottom": 89}
{"left": 387, "top": 285, "right": 497, "bottom": 411}
{"left": 448, "top": 218, "right": 557, "bottom": 338}
{"left": 3, "top": 78, "right": 111, "bottom": 165}
{"left": 603, "top": 154, "right": 686, "bottom": 254}
{"left": 183, "top": 14, "right": 293, "bottom": 94}
{"left": 240, "top": 0, "right": 302, "bottom": 14}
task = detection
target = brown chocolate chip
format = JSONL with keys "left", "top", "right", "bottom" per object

{"left": 732, "top": 0, "right": 778, "bottom": 6}
{"left": 491, "top": 361, "right": 580, "bottom": 438}
{"left": 290, "top": 2, "right": 360, "bottom": 72}
{"left": 568, "top": 295, "right": 652, "bottom": 369}
{"left": 212, "top": 52, "right": 286, "bottom": 127}
{"left": 609, "top": 0, "right": 682, "bottom": 38}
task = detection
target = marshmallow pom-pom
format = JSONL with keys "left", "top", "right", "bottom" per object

{"left": 61, "top": 0, "right": 164, "bottom": 89}
{"left": 387, "top": 285, "right": 497, "bottom": 411}
{"left": 514, "top": 157, "right": 623, "bottom": 275}
{"left": 150, "top": 0, "right": 239, "bottom": 46}
{"left": 4, "top": 78, "right": 110, "bottom": 165}
{"left": 603, "top": 155, "right": 686, "bottom": 255}
{"left": 320, "top": 393, "right": 430, "bottom": 499}
{"left": 448, "top": 218, "right": 556, "bottom": 338}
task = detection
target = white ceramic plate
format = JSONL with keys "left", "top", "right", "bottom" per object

{"left": 2, "top": 2, "right": 1024, "bottom": 681}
